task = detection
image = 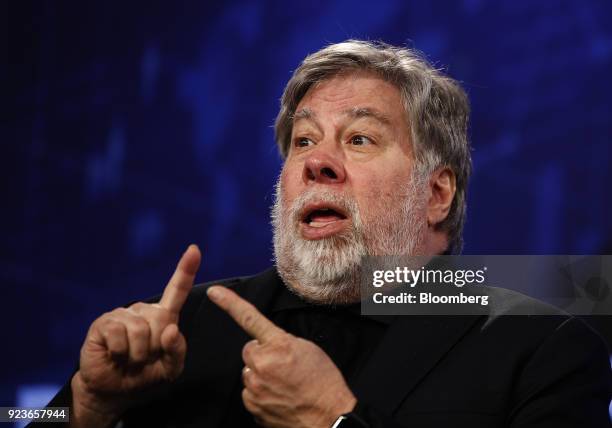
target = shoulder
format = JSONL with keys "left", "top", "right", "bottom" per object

{"left": 481, "top": 287, "right": 607, "bottom": 349}
{"left": 474, "top": 297, "right": 611, "bottom": 400}
{"left": 499, "top": 314, "right": 612, "bottom": 424}
{"left": 444, "top": 287, "right": 611, "bottom": 388}
{"left": 477, "top": 287, "right": 608, "bottom": 356}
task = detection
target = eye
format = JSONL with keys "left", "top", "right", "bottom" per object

{"left": 349, "top": 135, "right": 374, "bottom": 146}
{"left": 294, "top": 137, "right": 314, "bottom": 148}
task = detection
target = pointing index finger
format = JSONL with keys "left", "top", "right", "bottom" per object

{"left": 160, "top": 244, "right": 201, "bottom": 314}
{"left": 207, "top": 286, "right": 284, "bottom": 343}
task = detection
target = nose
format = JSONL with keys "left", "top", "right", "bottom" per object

{"left": 303, "top": 149, "right": 346, "bottom": 185}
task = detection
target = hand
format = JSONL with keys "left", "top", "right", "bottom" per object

{"left": 70, "top": 245, "right": 201, "bottom": 427}
{"left": 207, "top": 286, "right": 357, "bottom": 428}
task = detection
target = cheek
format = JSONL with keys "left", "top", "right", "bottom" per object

{"left": 349, "top": 166, "right": 402, "bottom": 200}
{"left": 351, "top": 179, "right": 386, "bottom": 221}
{"left": 279, "top": 164, "right": 302, "bottom": 203}
{"left": 351, "top": 169, "right": 412, "bottom": 220}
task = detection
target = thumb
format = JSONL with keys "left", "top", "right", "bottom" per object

{"left": 160, "top": 323, "right": 186, "bottom": 380}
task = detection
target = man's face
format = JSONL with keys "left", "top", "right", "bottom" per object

{"left": 273, "top": 72, "right": 428, "bottom": 303}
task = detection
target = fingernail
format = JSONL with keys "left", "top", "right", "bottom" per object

{"left": 207, "top": 286, "right": 221, "bottom": 300}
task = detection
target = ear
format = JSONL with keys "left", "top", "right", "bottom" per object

{"left": 427, "top": 167, "right": 456, "bottom": 228}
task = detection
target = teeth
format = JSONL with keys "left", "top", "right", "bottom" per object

{"left": 309, "top": 220, "right": 342, "bottom": 228}
{"left": 309, "top": 221, "right": 329, "bottom": 228}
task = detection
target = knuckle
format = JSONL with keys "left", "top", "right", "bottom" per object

{"left": 272, "top": 333, "right": 294, "bottom": 354}
{"left": 93, "top": 315, "right": 109, "bottom": 331}
{"left": 94, "top": 313, "right": 122, "bottom": 333}
{"left": 246, "top": 375, "right": 263, "bottom": 394}
{"left": 129, "top": 318, "right": 150, "bottom": 338}
{"left": 98, "top": 310, "right": 114, "bottom": 321}
{"left": 240, "top": 312, "right": 257, "bottom": 331}
{"left": 242, "top": 340, "right": 257, "bottom": 361}
{"left": 250, "top": 358, "right": 265, "bottom": 375}
{"left": 101, "top": 308, "right": 128, "bottom": 325}
{"left": 265, "top": 335, "right": 298, "bottom": 368}
{"left": 112, "top": 307, "right": 129, "bottom": 316}
{"left": 98, "top": 310, "right": 119, "bottom": 324}
{"left": 253, "top": 357, "right": 276, "bottom": 377}
{"left": 128, "top": 302, "right": 150, "bottom": 316}
{"left": 241, "top": 389, "right": 260, "bottom": 414}
{"left": 105, "top": 320, "right": 125, "bottom": 336}
{"left": 130, "top": 301, "right": 145, "bottom": 310}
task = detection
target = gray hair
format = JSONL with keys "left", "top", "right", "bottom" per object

{"left": 274, "top": 40, "right": 472, "bottom": 254}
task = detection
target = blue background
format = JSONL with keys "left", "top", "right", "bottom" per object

{"left": 3, "top": 1, "right": 612, "bottom": 412}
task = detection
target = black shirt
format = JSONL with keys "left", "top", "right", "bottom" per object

{"left": 222, "top": 284, "right": 391, "bottom": 427}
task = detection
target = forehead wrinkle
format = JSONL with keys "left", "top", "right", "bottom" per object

{"left": 343, "top": 106, "right": 392, "bottom": 126}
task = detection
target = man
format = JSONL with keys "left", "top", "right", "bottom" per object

{"left": 31, "top": 40, "right": 610, "bottom": 427}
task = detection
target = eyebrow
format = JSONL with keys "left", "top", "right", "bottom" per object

{"left": 291, "top": 107, "right": 324, "bottom": 134}
{"left": 292, "top": 107, "right": 314, "bottom": 121}
{"left": 343, "top": 107, "right": 392, "bottom": 125}
{"left": 291, "top": 106, "right": 392, "bottom": 129}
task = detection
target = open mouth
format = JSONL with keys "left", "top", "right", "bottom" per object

{"left": 299, "top": 203, "right": 350, "bottom": 239}
{"left": 303, "top": 207, "right": 347, "bottom": 227}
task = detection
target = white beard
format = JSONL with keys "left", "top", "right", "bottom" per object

{"left": 272, "top": 173, "right": 428, "bottom": 304}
